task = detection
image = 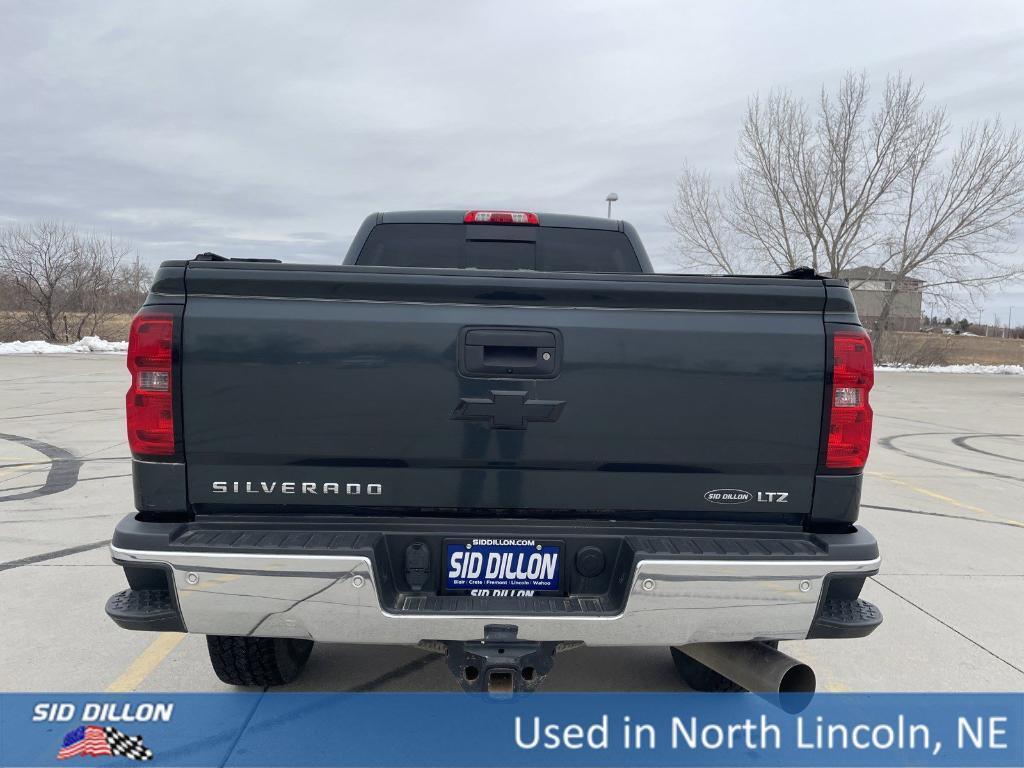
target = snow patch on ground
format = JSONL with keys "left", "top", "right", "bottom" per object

{"left": 877, "top": 363, "right": 1024, "bottom": 375}
{"left": 0, "top": 336, "right": 128, "bottom": 354}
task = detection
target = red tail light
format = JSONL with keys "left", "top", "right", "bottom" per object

{"left": 126, "top": 311, "right": 175, "bottom": 456}
{"left": 464, "top": 210, "right": 539, "bottom": 225}
{"left": 826, "top": 328, "right": 874, "bottom": 469}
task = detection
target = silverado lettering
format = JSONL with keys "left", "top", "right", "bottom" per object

{"left": 210, "top": 481, "right": 382, "bottom": 495}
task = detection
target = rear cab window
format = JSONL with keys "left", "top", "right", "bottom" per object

{"left": 355, "top": 223, "right": 642, "bottom": 273}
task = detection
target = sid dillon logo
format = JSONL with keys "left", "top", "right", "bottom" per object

{"left": 35, "top": 702, "right": 168, "bottom": 762}
{"left": 703, "top": 489, "right": 753, "bottom": 504}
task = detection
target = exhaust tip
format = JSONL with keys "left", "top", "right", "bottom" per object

{"left": 776, "top": 663, "right": 815, "bottom": 713}
{"left": 779, "top": 663, "right": 816, "bottom": 695}
{"left": 675, "top": 641, "right": 817, "bottom": 713}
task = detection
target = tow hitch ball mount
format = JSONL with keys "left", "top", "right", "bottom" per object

{"left": 433, "top": 625, "right": 560, "bottom": 694}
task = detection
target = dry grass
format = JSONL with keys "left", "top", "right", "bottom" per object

{"left": 0, "top": 312, "right": 134, "bottom": 343}
{"left": 876, "top": 331, "right": 1024, "bottom": 366}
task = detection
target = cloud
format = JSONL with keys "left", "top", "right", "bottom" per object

{"left": 1, "top": 0, "right": 1022, "bottom": 314}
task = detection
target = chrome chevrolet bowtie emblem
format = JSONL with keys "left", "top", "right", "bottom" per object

{"left": 451, "top": 390, "right": 565, "bottom": 430}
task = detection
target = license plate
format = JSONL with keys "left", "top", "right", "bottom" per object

{"left": 445, "top": 539, "right": 562, "bottom": 595}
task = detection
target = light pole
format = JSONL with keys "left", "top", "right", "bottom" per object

{"left": 605, "top": 192, "right": 618, "bottom": 219}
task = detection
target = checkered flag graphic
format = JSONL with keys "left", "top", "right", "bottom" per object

{"left": 104, "top": 727, "right": 154, "bottom": 761}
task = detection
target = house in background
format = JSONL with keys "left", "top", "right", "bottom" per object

{"left": 835, "top": 267, "right": 924, "bottom": 332}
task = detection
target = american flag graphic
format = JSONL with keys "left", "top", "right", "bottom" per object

{"left": 57, "top": 725, "right": 154, "bottom": 761}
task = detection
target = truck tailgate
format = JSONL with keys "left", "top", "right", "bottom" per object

{"left": 180, "top": 264, "right": 827, "bottom": 517}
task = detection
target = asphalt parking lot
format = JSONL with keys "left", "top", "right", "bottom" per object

{"left": 1, "top": 355, "right": 1022, "bottom": 693}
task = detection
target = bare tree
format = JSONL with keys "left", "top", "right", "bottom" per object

{"left": 672, "top": 73, "right": 932, "bottom": 274}
{"left": 667, "top": 165, "right": 745, "bottom": 273}
{"left": 115, "top": 253, "right": 154, "bottom": 313}
{"left": 0, "top": 220, "right": 141, "bottom": 342}
{"left": 669, "top": 71, "right": 1024, "bottom": 350}
{"left": 0, "top": 221, "right": 78, "bottom": 341}
{"left": 875, "top": 119, "right": 1024, "bottom": 335}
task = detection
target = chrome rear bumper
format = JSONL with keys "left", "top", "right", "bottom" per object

{"left": 110, "top": 545, "right": 880, "bottom": 646}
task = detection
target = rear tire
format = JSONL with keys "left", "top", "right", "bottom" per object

{"left": 671, "top": 642, "right": 778, "bottom": 692}
{"left": 206, "top": 635, "right": 314, "bottom": 687}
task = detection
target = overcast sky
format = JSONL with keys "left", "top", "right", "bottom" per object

{"left": 2, "top": 0, "right": 1023, "bottom": 322}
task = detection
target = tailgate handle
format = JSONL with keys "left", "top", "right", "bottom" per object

{"left": 461, "top": 329, "right": 559, "bottom": 377}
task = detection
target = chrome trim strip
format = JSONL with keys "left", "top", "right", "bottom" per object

{"left": 110, "top": 545, "right": 879, "bottom": 646}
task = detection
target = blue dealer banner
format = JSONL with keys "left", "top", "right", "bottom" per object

{"left": 1, "top": 693, "right": 1021, "bottom": 767}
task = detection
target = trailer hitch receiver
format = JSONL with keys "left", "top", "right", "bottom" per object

{"left": 443, "top": 625, "right": 558, "bottom": 694}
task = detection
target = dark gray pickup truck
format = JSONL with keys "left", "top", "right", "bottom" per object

{"left": 106, "top": 210, "right": 881, "bottom": 693}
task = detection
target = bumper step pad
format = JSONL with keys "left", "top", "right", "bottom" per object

{"left": 105, "top": 588, "right": 185, "bottom": 632}
{"left": 808, "top": 597, "right": 882, "bottom": 639}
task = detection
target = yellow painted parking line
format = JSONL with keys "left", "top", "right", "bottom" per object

{"left": 868, "top": 471, "right": 1024, "bottom": 528}
{"left": 0, "top": 456, "right": 51, "bottom": 479}
{"left": 105, "top": 633, "right": 186, "bottom": 692}
{"left": 102, "top": 572, "right": 247, "bottom": 691}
